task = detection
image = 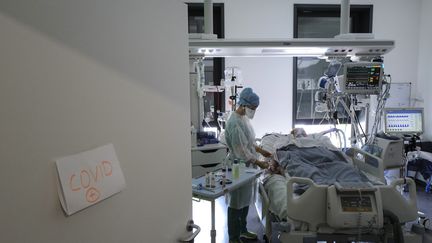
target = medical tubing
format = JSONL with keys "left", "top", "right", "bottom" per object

{"left": 383, "top": 209, "right": 404, "bottom": 243}
{"left": 340, "top": 98, "right": 355, "bottom": 142}
{"left": 353, "top": 102, "right": 364, "bottom": 146}
{"left": 370, "top": 90, "right": 382, "bottom": 140}
{"left": 319, "top": 112, "right": 331, "bottom": 125}
{"left": 351, "top": 105, "right": 363, "bottom": 146}
{"left": 356, "top": 114, "right": 367, "bottom": 142}
{"left": 318, "top": 113, "right": 326, "bottom": 125}
{"left": 354, "top": 110, "right": 366, "bottom": 144}
{"left": 351, "top": 95, "right": 367, "bottom": 142}
{"left": 336, "top": 129, "right": 342, "bottom": 149}
{"left": 340, "top": 98, "right": 362, "bottom": 146}
{"left": 321, "top": 128, "right": 346, "bottom": 149}
{"left": 320, "top": 126, "right": 341, "bottom": 146}
{"left": 368, "top": 75, "right": 391, "bottom": 144}
{"left": 337, "top": 129, "right": 347, "bottom": 149}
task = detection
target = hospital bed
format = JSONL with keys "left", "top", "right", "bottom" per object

{"left": 254, "top": 132, "right": 423, "bottom": 243}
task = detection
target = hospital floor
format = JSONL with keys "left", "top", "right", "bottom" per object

{"left": 192, "top": 196, "right": 267, "bottom": 243}
{"left": 192, "top": 184, "right": 432, "bottom": 243}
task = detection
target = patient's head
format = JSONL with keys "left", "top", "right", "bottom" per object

{"left": 291, "top": 128, "right": 307, "bottom": 138}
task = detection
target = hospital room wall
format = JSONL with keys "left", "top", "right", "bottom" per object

{"left": 0, "top": 1, "right": 192, "bottom": 243}
{"left": 416, "top": 0, "right": 432, "bottom": 140}
{"left": 195, "top": 0, "right": 423, "bottom": 137}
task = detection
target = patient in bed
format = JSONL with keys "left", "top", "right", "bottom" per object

{"left": 265, "top": 128, "right": 307, "bottom": 176}
{"left": 264, "top": 128, "right": 370, "bottom": 187}
{"left": 290, "top": 127, "right": 307, "bottom": 138}
{"left": 262, "top": 129, "right": 372, "bottom": 220}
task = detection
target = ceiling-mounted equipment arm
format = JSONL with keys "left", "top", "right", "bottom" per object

{"left": 189, "top": 0, "right": 394, "bottom": 58}
{"left": 340, "top": 0, "right": 350, "bottom": 35}
{"left": 189, "top": 38, "right": 395, "bottom": 58}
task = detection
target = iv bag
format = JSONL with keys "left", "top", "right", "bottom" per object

{"left": 224, "top": 67, "right": 243, "bottom": 86}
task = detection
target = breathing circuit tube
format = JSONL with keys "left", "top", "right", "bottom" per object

{"left": 383, "top": 209, "right": 404, "bottom": 243}
{"left": 320, "top": 127, "right": 347, "bottom": 150}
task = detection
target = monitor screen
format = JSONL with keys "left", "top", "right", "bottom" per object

{"left": 384, "top": 108, "right": 423, "bottom": 134}
{"left": 342, "top": 62, "right": 383, "bottom": 94}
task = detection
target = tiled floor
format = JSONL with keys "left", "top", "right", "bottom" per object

{"left": 192, "top": 183, "right": 432, "bottom": 243}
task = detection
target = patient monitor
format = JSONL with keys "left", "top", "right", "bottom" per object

{"left": 340, "top": 62, "right": 383, "bottom": 94}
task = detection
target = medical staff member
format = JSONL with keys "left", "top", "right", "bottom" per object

{"left": 224, "top": 87, "right": 271, "bottom": 243}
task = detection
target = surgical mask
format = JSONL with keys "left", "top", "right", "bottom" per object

{"left": 245, "top": 107, "right": 256, "bottom": 119}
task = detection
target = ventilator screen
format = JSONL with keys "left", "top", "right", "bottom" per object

{"left": 384, "top": 108, "right": 423, "bottom": 134}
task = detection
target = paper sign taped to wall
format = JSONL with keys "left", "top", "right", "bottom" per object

{"left": 56, "top": 144, "right": 126, "bottom": 216}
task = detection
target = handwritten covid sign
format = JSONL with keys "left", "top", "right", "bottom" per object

{"left": 56, "top": 144, "right": 126, "bottom": 216}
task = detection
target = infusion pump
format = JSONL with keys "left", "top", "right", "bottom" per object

{"left": 327, "top": 184, "right": 384, "bottom": 229}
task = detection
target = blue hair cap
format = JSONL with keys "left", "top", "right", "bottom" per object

{"left": 238, "top": 87, "right": 260, "bottom": 106}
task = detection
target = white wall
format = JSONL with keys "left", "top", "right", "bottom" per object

{"left": 416, "top": 0, "right": 432, "bottom": 140}
{"left": 0, "top": 1, "right": 191, "bottom": 242}
{"left": 225, "top": 0, "right": 293, "bottom": 137}
{"left": 372, "top": 0, "right": 421, "bottom": 92}
{"left": 198, "top": 0, "right": 423, "bottom": 137}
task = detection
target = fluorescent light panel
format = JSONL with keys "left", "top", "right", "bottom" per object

{"left": 189, "top": 38, "right": 395, "bottom": 57}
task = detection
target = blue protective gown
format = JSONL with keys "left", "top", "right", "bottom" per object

{"left": 224, "top": 112, "right": 258, "bottom": 209}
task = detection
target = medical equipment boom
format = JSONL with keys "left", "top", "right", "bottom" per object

{"left": 189, "top": 38, "right": 394, "bottom": 58}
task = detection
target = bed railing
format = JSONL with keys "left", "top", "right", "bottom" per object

{"left": 285, "top": 176, "right": 418, "bottom": 233}
{"left": 379, "top": 177, "right": 418, "bottom": 223}
{"left": 257, "top": 182, "right": 273, "bottom": 242}
{"left": 286, "top": 177, "right": 328, "bottom": 231}
{"left": 348, "top": 147, "right": 386, "bottom": 183}
{"left": 258, "top": 182, "right": 269, "bottom": 221}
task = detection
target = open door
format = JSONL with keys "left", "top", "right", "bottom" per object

{"left": 0, "top": 1, "right": 194, "bottom": 242}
